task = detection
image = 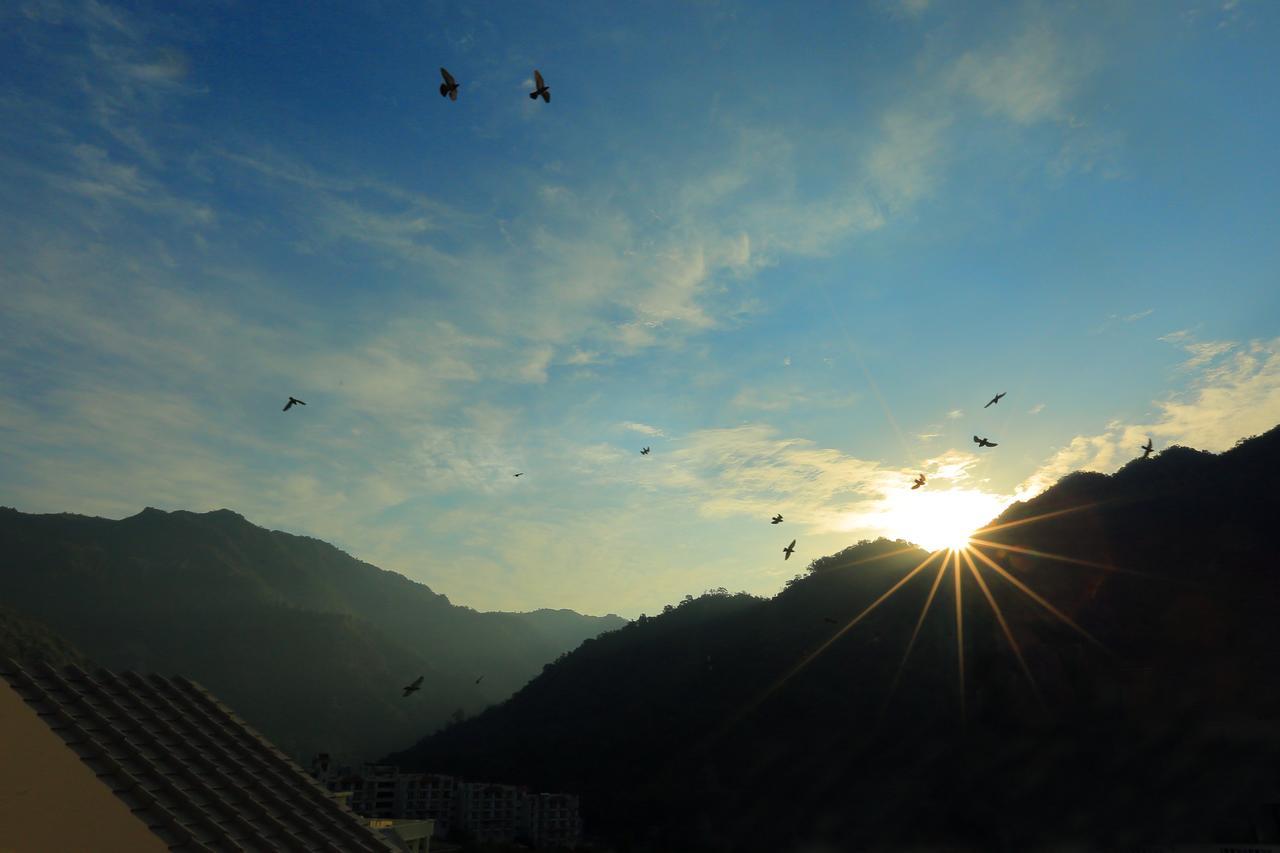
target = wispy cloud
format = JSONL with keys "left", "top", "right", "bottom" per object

{"left": 620, "top": 422, "right": 665, "bottom": 437}
{"left": 1017, "top": 336, "right": 1280, "bottom": 499}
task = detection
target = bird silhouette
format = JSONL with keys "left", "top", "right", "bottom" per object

{"left": 529, "top": 69, "right": 550, "bottom": 102}
{"left": 783, "top": 539, "right": 796, "bottom": 560}
{"left": 984, "top": 392, "right": 1006, "bottom": 408}
{"left": 1140, "top": 437, "right": 1154, "bottom": 459}
{"left": 402, "top": 675, "right": 424, "bottom": 698}
{"left": 973, "top": 435, "right": 998, "bottom": 448}
{"left": 771, "top": 513, "right": 783, "bottom": 524}
{"left": 439, "top": 67, "right": 459, "bottom": 101}
{"left": 475, "top": 675, "right": 484, "bottom": 685}
{"left": 283, "top": 397, "right": 305, "bottom": 412}
{"left": 641, "top": 447, "right": 651, "bottom": 455}
{"left": 513, "top": 472, "right": 524, "bottom": 477}
{"left": 823, "top": 617, "right": 838, "bottom": 624}
{"left": 912, "top": 474, "right": 926, "bottom": 490}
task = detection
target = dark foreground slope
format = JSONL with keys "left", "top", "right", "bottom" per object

{"left": 0, "top": 507, "right": 624, "bottom": 762}
{"left": 0, "top": 603, "right": 93, "bottom": 669}
{"left": 386, "top": 427, "right": 1280, "bottom": 852}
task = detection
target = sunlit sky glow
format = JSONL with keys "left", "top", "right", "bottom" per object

{"left": 2, "top": 1, "right": 1278, "bottom": 617}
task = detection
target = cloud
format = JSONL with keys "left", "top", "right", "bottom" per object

{"left": 951, "top": 23, "right": 1094, "bottom": 126}
{"left": 864, "top": 111, "right": 950, "bottom": 212}
{"left": 1017, "top": 336, "right": 1280, "bottom": 499}
{"left": 1091, "top": 308, "right": 1156, "bottom": 336}
{"left": 1028, "top": 403, "right": 1046, "bottom": 415}
{"left": 621, "top": 422, "right": 665, "bottom": 437}
{"left": 947, "top": 408, "right": 964, "bottom": 419}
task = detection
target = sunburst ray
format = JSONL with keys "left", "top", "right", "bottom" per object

{"left": 711, "top": 549, "right": 942, "bottom": 742}
{"left": 970, "top": 500, "right": 1110, "bottom": 537}
{"left": 968, "top": 543, "right": 1109, "bottom": 654}
{"left": 968, "top": 536, "right": 1177, "bottom": 584}
{"left": 879, "top": 556, "right": 949, "bottom": 721}
{"left": 960, "top": 548, "right": 1043, "bottom": 710}
{"left": 952, "top": 550, "right": 966, "bottom": 728}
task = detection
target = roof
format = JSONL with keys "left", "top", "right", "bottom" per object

{"left": 1, "top": 659, "right": 398, "bottom": 852}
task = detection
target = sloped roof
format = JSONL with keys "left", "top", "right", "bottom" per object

{"left": 1, "top": 659, "right": 398, "bottom": 852}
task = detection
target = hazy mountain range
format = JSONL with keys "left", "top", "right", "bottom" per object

{"left": 0, "top": 506, "right": 625, "bottom": 762}
{"left": 385, "top": 425, "right": 1280, "bottom": 851}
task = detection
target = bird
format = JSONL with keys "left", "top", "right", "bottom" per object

{"left": 641, "top": 447, "right": 651, "bottom": 455}
{"left": 439, "top": 67, "right": 459, "bottom": 101}
{"left": 912, "top": 474, "right": 926, "bottom": 490}
{"left": 402, "top": 676, "right": 424, "bottom": 698}
{"left": 973, "top": 435, "right": 998, "bottom": 448}
{"left": 1140, "top": 437, "right": 1154, "bottom": 459}
{"left": 475, "top": 675, "right": 484, "bottom": 685}
{"left": 823, "top": 617, "right": 837, "bottom": 624}
{"left": 783, "top": 539, "right": 796, "bottom": 560}
{"left": 529, "top": 69, "right": 550, "bottom": 102}
{"left": 283, "top": 397, "right": 305, "bottom": 412}
{"left": 771, "top": 514, "right": 783, "bottom": 524}
{"left": 513, "top": 472, "right": 524, "bottom": 477}
{"left": 984, "top": 392, "right": 1006, "bottom": 408}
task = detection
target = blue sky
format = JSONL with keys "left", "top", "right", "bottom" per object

{"left": 2, "top": 0, "right": 1277, "bottom": 617}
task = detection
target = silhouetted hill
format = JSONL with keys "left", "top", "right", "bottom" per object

{"left": 0, "top": 603, "right": 92, "bottom": 669}
{"left": 0, "top": 507, "right": 625, "bottom": 763}
{"left": 386, "top": 427, "right": 1280, "bottom": 852}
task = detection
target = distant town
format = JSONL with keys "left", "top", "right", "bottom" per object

{"left": 310, "top": 755, "right": 583, "bottom": 850}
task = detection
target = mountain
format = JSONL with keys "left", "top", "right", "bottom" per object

{"left": 385, "top": 426, "right": 1280, "bottom": 852}
{"left": 0, "top": 603, "right": 93, "bottom": 669}
{"left": 0, "top": 507, "right": 625, "bottom": 763}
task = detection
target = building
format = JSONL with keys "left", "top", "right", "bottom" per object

{"left": 522, "top": 792, "right": 584, "bottom": 849}
{"left": 312, "top": 761, "right": 581, "bottom": 849}
{"left": 314, "top": 761, "right": 459, "bottom": 838}
{"left": 0, "top": 659, "right": 426, "bottom": 851}
{"left": 457, "top": 780, "right": 524, "bottom": 843}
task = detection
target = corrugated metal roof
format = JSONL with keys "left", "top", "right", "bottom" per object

{"left": 1, "top": 659, "right": 399, "bottom": 852}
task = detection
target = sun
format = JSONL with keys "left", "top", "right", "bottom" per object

{"left": 876, "top": 487, "right": 1011, "bottom": 553}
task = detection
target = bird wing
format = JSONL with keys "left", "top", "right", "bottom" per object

{"left": 283, "top": 401, "right": 291, "bottom": 411}
{"left": 541, "top": 89, "right": 550, "bottom": 103}
{"left": 534, "top": 69, "right": 544, "bottom": 88}
{"left": 441, "top": 67, "right": 455, "bottom": 86}
{"left": 974, "top": 436, "right": 981, "bottom": 443}
{"left": 984, "top": 399, "right": 994, "bottom": 407}
{"left": 988, "top": 441, "right": 998, "bottom": 447}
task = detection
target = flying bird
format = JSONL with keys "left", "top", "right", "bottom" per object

{"left": 513, "top": 473, "right": 524, "bottom": 477}
{"left": 912, "top": 474, "right": 926, "bottom": 490}
{"left": 641, "top": 447, "right": 651, "bottom": 455}
{"left": 439, "top": 67, "right": 459, "bottom": 101}
{"left": 823, "top": 617, "right": 838, "bottom": 624}
{"left": 973, "top": 435, "right": 998, "bottom": 448}
{"left": 984, "top": 392, "right": 1006, "bottom": 408}
{"left": 771, "top": 514, "right": 783, "bottom": 524}
{"left": 282, "top": 397, "right": 305, "bottom": 412}
{"left": 1140, "top": 437, "right": 1154, "bottom": 459}
{"left": 783, "top": 539, "right": 796, "bottom": 561}
{"left": 475, "top": 675, "right": 484, "bottom": 685}
{"left": 529, "top": 69, "right": 550, "bottom": 102}
{"left": 402, "top": 676, "right": 424, "bottom": 698}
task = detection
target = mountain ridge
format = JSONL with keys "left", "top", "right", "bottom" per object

{"left": 383, "top": 426, "right": 1280, "bottom": 851}
{"left": 0, "top": 504, "right": 626, "bottom": 763}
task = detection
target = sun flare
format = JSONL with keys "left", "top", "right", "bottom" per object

{"left": 875, "top": 487, "right": 1011, "bottom": 553}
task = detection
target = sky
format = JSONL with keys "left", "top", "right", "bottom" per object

{"left": 1, "top": 0, "right": 1277, "bottom": 618}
